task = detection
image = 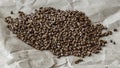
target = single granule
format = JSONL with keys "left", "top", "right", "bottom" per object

{"left": 110, "top": 40, "right": 113, "bottom": 43}
{"left": 75, "top": 59, "right": 83, "bottom": 64}
{"left": 5, "top": 7, "right": 112, "bottom": 58}
{"left": 113, "top": 42, "right": 116, "bottom": 45}
{"left": 113, "top": 29, "right": 118, "bottom": 32}
{"left": 10, "top": 11, "right": 13, "bottom": 14}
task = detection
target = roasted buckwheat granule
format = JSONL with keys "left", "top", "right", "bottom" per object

{"left": 75, "top": 59, "right": 83, "bottom": 64}
{"left": 113, "top": 29, "right": 118, "bottom": 32}
{"left": 11, "top": 11, "right": 14, "bottom": 14}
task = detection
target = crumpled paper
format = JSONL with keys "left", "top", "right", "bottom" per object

{"left": 0, "top": 0, "right": 120, "bottom": 68}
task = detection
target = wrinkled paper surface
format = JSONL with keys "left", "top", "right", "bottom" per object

{"left": 0, "top": 0, "right": 120, "bottom": 68}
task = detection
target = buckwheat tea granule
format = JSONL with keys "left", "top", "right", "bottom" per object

{"left": 113, "top": 29, "right": 118, "bottom": 32}
{"left": 75, "top": 59, "right": 83, "bottom": 64}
